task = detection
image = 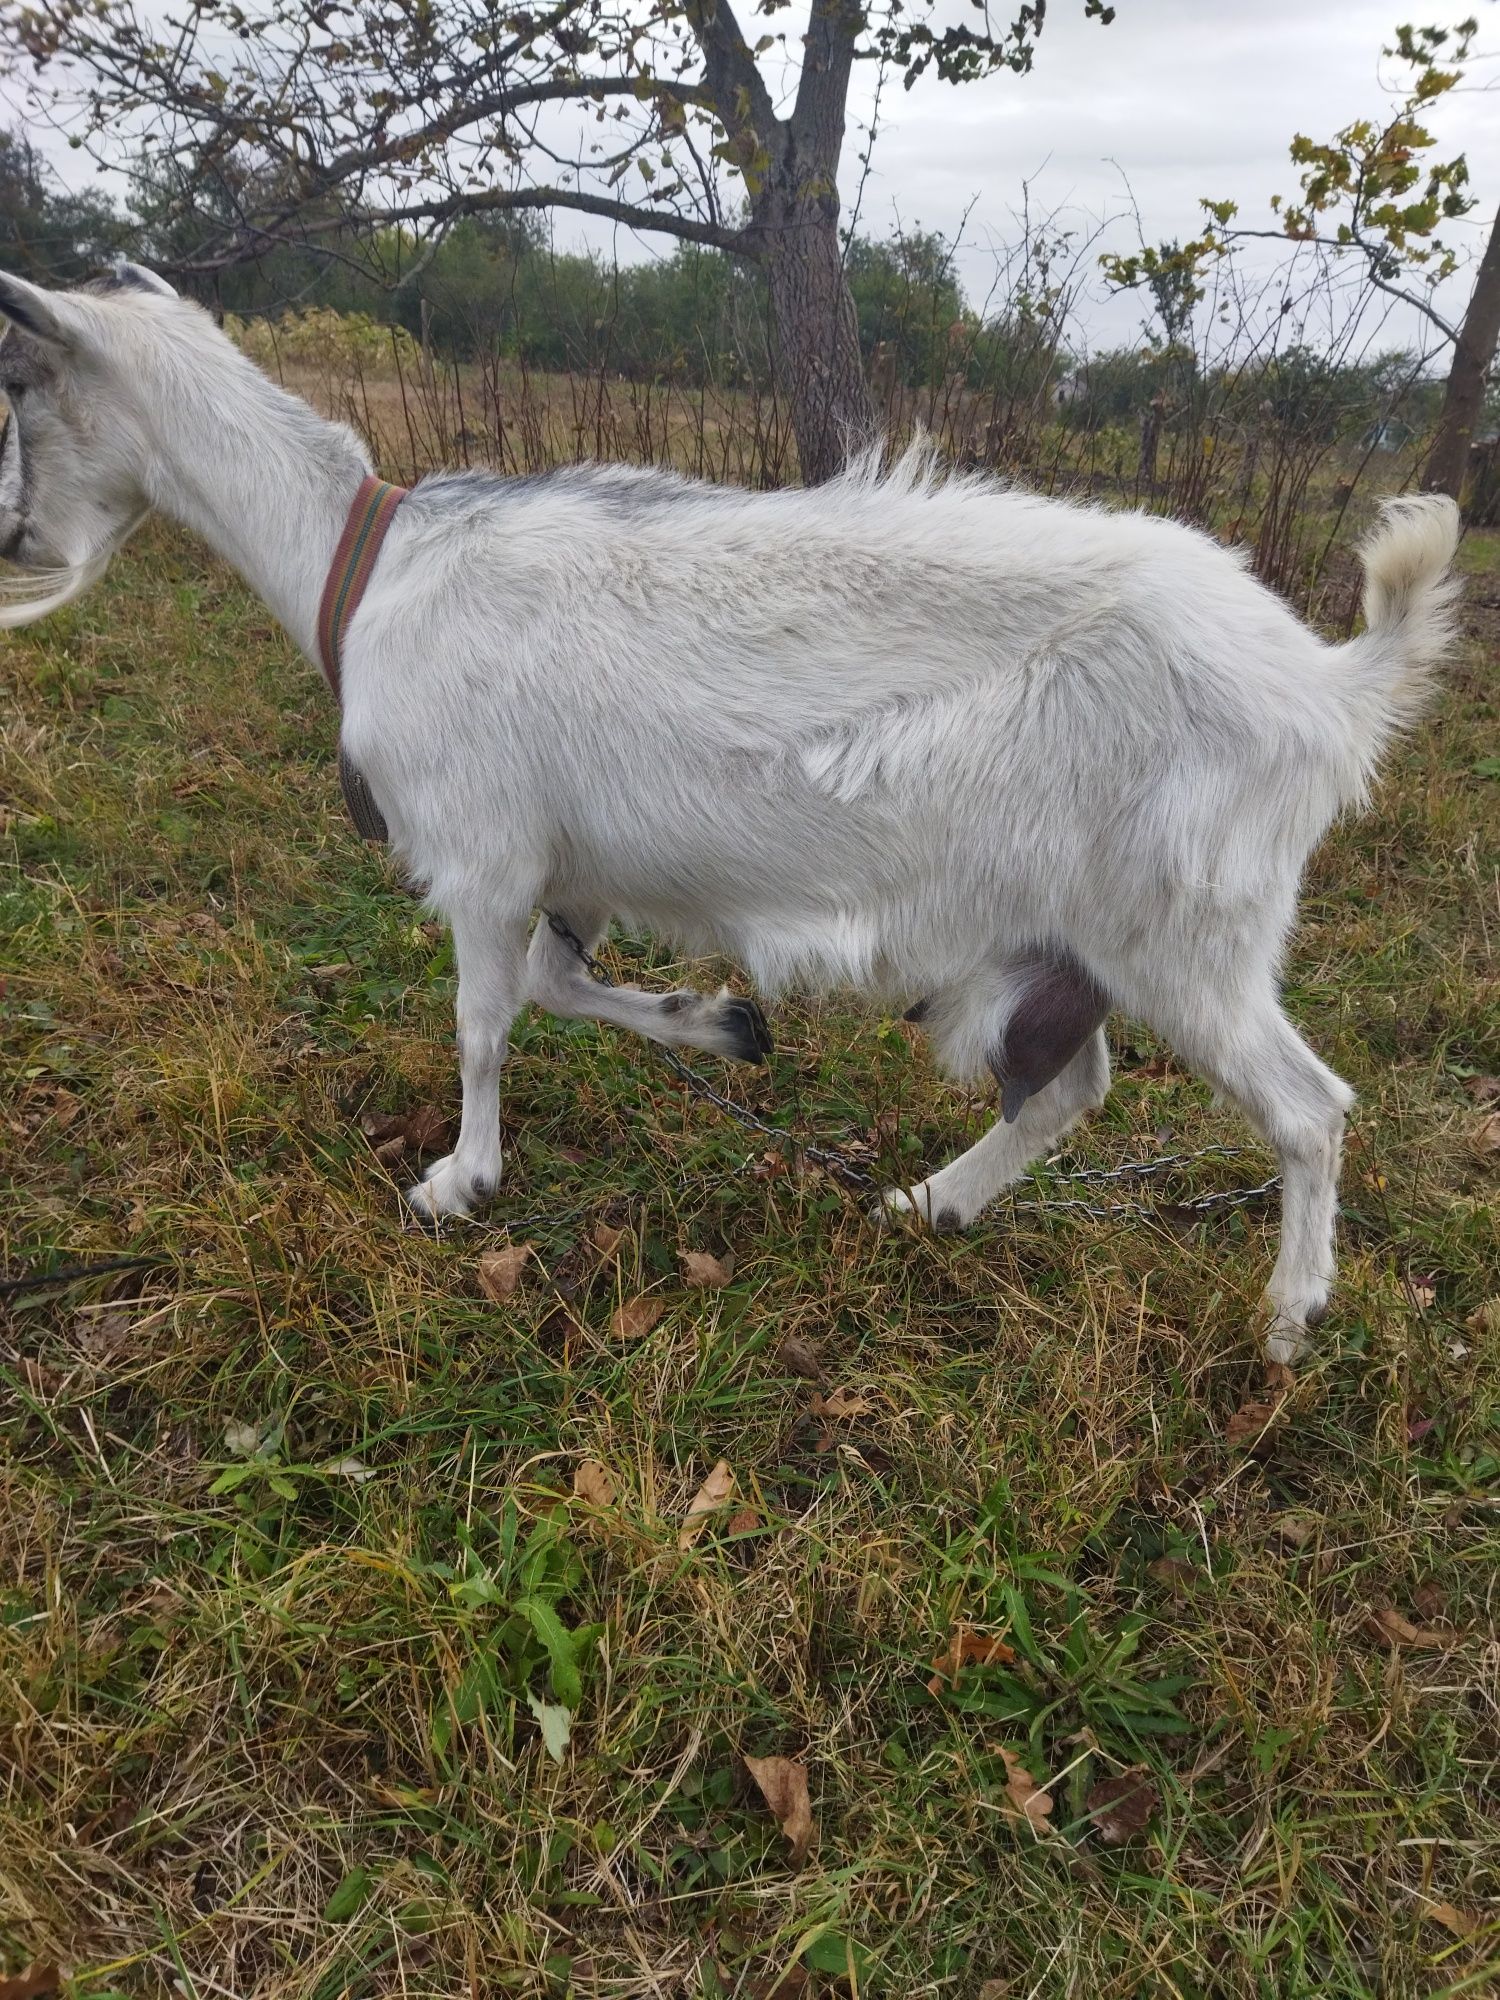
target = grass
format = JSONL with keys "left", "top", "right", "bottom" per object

{"left": 1, "top": 489, "right": 1498, "bottom": 2000}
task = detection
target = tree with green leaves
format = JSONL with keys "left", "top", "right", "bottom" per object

{"left": 1102, "top": 13, "right": 1498, "bottom": 506}
{"left": 1, "top": 0, "right": 1114, "bottom": 483}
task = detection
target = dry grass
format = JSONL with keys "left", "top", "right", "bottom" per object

{"left": 1, "top": 460, "right": 1498, "bottom": 1998}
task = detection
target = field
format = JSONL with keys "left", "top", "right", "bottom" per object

{"left": 1, "top": 428, "right": 1498, "bottom": 1999}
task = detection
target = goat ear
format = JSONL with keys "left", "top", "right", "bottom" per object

{"left": 0, "top": 272, "right": 77, "bottom": 349}
{"left": 113, "top": 260, "right": 178, "bottom": 299}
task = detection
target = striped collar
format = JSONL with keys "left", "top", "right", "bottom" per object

{"left": 315, "top": 474, "right": 408, "bottom": 703}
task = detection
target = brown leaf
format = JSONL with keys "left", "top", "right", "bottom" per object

{"left": 743, "top": 1969, "right": 810, "bottom": 2000}
{"left": 928, "top": 1627, "right": 1016, "bottom": 1693}
{"left": 1404, "top": 1275, "right": 1438, "bottom": 1312}
{"left": 18, "top": 1356, "right": 65, "bottom": 1399}
{"left": 777, "top": 1335, "right": 830, "bottom": 1386}
{"left": 744, "top": 1754, "right": 815, "bottom": 1865}
{"left": 572, "top": 1459, "right": 618, "bottom": 1508}
{"left": 1224, "top": 1396, "right": 1282, "bottom": 1452}
{"left": 1425, "top": 1900, "right": 1479, "bottom": 1938}
{"left": 681, "top": 1249, "right": 735, "bottom": 1288}
{"left": 591, "top": 1220, "right": 625, "bottom": 1258}
{"left": 1413, "top": 1580, "right": 1448, "bottom": 1625}
{"left": 362, "top": 1103, "right": 451, "bottom": 1158}
{"left": 810, "top": 1387, "right": 874, "bottom": 1420}
{"left": 476, "top": 1243, "right": 532, "bottom": 1301}
{"left": 610, "top": 1294, "right": 665, "bottom": 1341}
{"left": 997, "top": 1745, "right": 1054, "bottom": 1828}
{"left": 1362, "top": 1604, "right": 1456, "bottom": 1649}
{"left": 726, "top": 1505, "right": 760, "bottom": 1536}
{"left": 1148, "top": 1556, "right": 1198, "bottom": 1593}
{"left": 402, "top": 1103, "right": 452, "bottom": 1156}
{"left": 678, "top": 1458, "right": 735, "bottom": 1547}
{"left": 1271, "top": 1512, "right": 1317, "bottom": 1550}
{"left": 1473, "top": 1111, "right": 1500, "bottom": 1158}
{"left": 1465, "top": 1074, "right": 1500, "bottom": 1107}
{"left": 0, "top": 1970, "right": 62, "bottom": 2000}
{"left": 1086, "top": 1767, "right": 1161, "bottom": 1845}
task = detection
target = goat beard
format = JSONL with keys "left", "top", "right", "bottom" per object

{"left": 0, "top": 513, "right": 146, "bottom": 629}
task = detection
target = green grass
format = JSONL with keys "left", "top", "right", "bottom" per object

{"left": 2, "top": 516, "right": 1498, "bottom": 2000}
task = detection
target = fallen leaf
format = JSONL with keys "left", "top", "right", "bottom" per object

{"left": 1086, "top": 1767, "right": 1161, "bottom": 1845}
{"left": 678, "top": 1458, "right": 735, "bottom": 1547}
{"left": 1362, "top": 1604, "right": 1456, "bottom": 1649}
{"left": 527, "top": 1693, "right": 572, "bottom": 1764}
{"left": 1224, "top": 1396, "right": 1281, "bottom": 1452}
{"left": 372, "top": 1134, "right": 407, "bottom": 1166}
{"left": 610, "top": 1294, "right": 665, "bottom": 1341}
{"left": 1413, "top": 1580, "right": 1448, "bottom": 1624}
{"left": 403, "top": 1104, "right": 451, "bottom": 1156}
{"left": 977, "top": 1984, "right": 1010, "bottom": 2000}
{"left": 810, "top": 1387, "right": 874, "bottom": 1420}
{"left": 1271, "top": 1513, "right": 1317, "bottom": 1549}
{"left": 681, "top": 1249, "right": 735, "bottom": 1288}
{"left": 1425, "top": 1900, "right": 1478, "bottom": 1938}
{"left": 325, "top": 1455, "right": 375, "bottom": 1483}
{"left": 997, "top": 1745, "right": 1053, "bottom": 1828}
{"left": 928, "top": 1627, "right": 1016, "bottom": 1693}
{"left": 727, "top": 1505, "right": 760, "bottom": 1536}
{"left": 223, "top": 1419, "right": 261, "bottom": 1458}
{"left": 49, "top": 1087, "right": 82, "bottom": 1129}
{"left": 744, "top": 1754, "right": 815, "bottom": 1865}
{"left": 1465, "top": 1075, "right": 1500, "bottom": 1107}
{"left": 1263, "top": 1360, "right": 1297, "bottom": 1393}
{"left": 1148, "top": 1556, "right": 1198, "bottom": 1592}
{"left": 17, "top": 1356, "right": 64, "bottom": 1398}
{"left": 477, "top": 1243, "right": 533, "bottom": 1301}
{"left": 743, "top": 1968, "right": 810, "bottom": 2000}
{"left": 1474, "top": 1111, "right": 1500, "bottom": 1158}
{"left": 592, "top": 1220, "right": 625, "bottom": 1258}
{"left": 777, "top": 1335, "right": 830, "bottom": 1385}
{"left": 0, "top": 1967, "right": 62, "bottom": 2000}
{"left": 572, "top": 1459, "right": 618, "bottom": 1508}
{"left": 1404, "top": 1275, "right": 1438, "bottom": 1312}
{"left": 361, "top": 1103, "right": 451, "bottom": 1158}
{"left": 1466, "top": 1298, "right": 1500, "bottom": 1337}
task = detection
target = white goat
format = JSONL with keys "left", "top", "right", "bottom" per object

{"left": 0, "top": 268, "right": 1462, "bottom": 1364}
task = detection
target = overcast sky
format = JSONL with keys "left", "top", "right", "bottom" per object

{"left": 8, "top": 0, "right": 1497, "bottom": 353}
{"left": 839, "top": 0, "right": 1500, "bottom": 350}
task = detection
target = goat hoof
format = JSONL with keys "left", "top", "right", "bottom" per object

{"left": 878, "top": 1186, "right": 968, "bottom": 1235}
{"left": 720, "top": 994, "right": 774, "bottom": 1065}
{"left": 404, "top": 1154, "right": 497, "bottom": 1222}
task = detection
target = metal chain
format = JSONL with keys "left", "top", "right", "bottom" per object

{"left": 543, "top": 913, "right": 1281, "bottom": 1221}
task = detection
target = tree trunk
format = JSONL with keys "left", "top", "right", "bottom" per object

{"left": 760, "top": 182, "right": 876, "bottom": 486}
{"left": 1422, "top": 202, "right": 1500, "bottom": 506}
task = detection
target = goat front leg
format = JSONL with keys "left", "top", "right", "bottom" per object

{"left": 406, "top": 910, "right": 530, "bottom": 1222}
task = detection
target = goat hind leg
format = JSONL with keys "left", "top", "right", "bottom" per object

{"left": 883, "top": 1027, "right": 1111, "bottom": 1231}
{"left": 528, "top": 909, "right": 772, "bottom": 1063}
{"left": 1148, "top": 988, "right": 1351, "bottom": 1364}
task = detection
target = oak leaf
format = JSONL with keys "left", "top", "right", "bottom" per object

{"left": 1086, "top": 1767, "right": 1160, "bottom": 1845}
{"left": 610, "top": 1295, "right": 665, "bottom": 1341}
{"left": 744, "top": 1753, "right": 814, "bottom": 1865}
{"left": 477, "top": 1243, "right": 532, "bottom": 1300}
{"left": 572, "top": 1459, "right": 618, "bottom": 1508}
{"left": 681, "top": 1249, "right": 735, "bottom": 1287}
{"left": 810, "top": 1387, "right": 874, "bottom": 1419}
{"left": 678, "top": 1458, "right": 735, "bottom": 1547}
{"left": 997, "top": 1746, "right": 1053, "bottom": 1827}
{"left": 928, "top": 1627, "right": 1016, "bottom": 1693}
{"left": 1362, "top": 1604, "right": 1456, "bottom": 1649}
{"left": 777, "top": 1335, "right": 829, "bottom": 1385}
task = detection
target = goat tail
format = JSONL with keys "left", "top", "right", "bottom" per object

{"left": 1338, "top": 494, "right": 1462, "bottom": 745}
